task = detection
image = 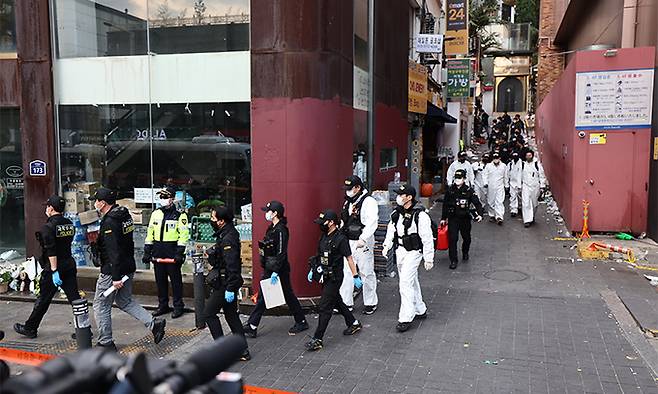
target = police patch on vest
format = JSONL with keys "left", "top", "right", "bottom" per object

{"left": 55, "top": 224, "right": 75, "bottom": 238}
{"left": 181, "top": 218, "right": 188, "bottom": 225}
{"left": 223, "top": 246, "right": 231, "bottom": 250}
{"left": 122, "top": 219, "right": 135, "bottom": 234}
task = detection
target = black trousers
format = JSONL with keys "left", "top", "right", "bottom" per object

{"left": 154, "top": 261, "right": 184, "bottom": 310}
{"left": 25, "top": 268, "right": 80, "bottom": 332}
{"left": 248, "top": 270, "right": 305, "bottom": 327}
{"left": 448, "top": 216, "right": 472, "bottom": 263}
{"left": 203, "top": 288, "right": 245, "bottom": 340}
{"left": 314, "top": 275, "right": 356, "bottom": 340}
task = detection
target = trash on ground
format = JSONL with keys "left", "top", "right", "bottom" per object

{"left": 625, "top": 355, "right": 638, "bottom": 361}
{"left": 483, "top": 360, "right": 498, "bottom": 365}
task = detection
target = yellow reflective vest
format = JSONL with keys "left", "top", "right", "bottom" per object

{"left": 144, "top": 207, "right": 190, "bottom": 259}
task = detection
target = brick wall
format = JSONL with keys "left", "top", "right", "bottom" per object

{"left": 537, "top": 0, "right": 565, "bottom": 105}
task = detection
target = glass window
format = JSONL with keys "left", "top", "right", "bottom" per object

{"left": 53, "top": 0, "right": 149, "bottom": 58}
{"left": 0, "top": 0, "right": 16, "bottom": 54}
{"left": 0, "top": 108, "right": 24, "bottom": 254}
{"left": 380, "top": 148, "right": 397, "bottom": 171}
{"left": 353, "top": 0, "right": 369, "bottom": 183}
{"left": 148, "top": 0, "right": 249, "bottom": 55}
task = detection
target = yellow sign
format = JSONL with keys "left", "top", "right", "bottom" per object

{"left": 589, "top": 133, "right": 607, "bottom": 145}
{"left": 654, "top": 137, "right": 658, "bottom": 160}
{"left": 408, "top": 60, "right": 427, "bottom": 114}
{"left": 445, "top": 29, "right": 468, "bottom": 56}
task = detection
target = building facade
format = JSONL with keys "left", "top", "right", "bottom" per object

{"left": 0, "top": 0, "right": 410, "bottom": 297}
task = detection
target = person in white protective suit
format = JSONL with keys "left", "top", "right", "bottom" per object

{"left": 472, "top": 153, "right": 490, "bottom": 214}
{"left": 339, "top": 175, "right": 379, "bottom": 315}
{"left": 483, "top": 152, "right": 509, "bottom": 225}
{"left": 382, "top": 185, "right": 434, "bottom": 333}
{"left": 507, "top": 152, "right": 523, "bottom": 218}
{"left": 521, "top": 149, "right": 547, "bottom": 227}
{"left": 446, "top": 151, "right": 475, "bottom": 187}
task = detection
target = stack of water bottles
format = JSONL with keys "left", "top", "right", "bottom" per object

{"left": 64, "top": 213, "right": 89, "bottom": 267}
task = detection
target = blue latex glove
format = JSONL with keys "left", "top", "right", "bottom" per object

{"left": 307, "top": 270, "right": 314, "bottom": 283}
{"left": 270, "top": 272, "right": 279, "bottom": 285}
{"left": 353, "top": 276, "right": 363, "bottom": 289}
{"left": 52, "top": 270, "right": 63, "bottom": 287}
{"left": 224, "top": 290, "right": 235, "bottom": 303}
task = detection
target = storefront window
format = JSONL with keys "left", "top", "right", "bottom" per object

{"left": 353, "top": 0, "right": 369, "bottom": 183}
{"left": 0, "top": 109, "right": 24, "bottom": 254}
{"left": 0, "top": 0, "right": 16, "bottom": 54}
{"left": 52, "top": 0, "right": 251, "bottom": 269}
{"left": 148, "top": 0, "right": 249, "bottom": 55}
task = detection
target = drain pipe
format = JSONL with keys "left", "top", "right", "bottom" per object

{"left": 621, "top": 0, "right": 638, "bottom": 48}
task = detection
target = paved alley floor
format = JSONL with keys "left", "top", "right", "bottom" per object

{"left": 2, "top": 202, "right": 658, "bottom": 393}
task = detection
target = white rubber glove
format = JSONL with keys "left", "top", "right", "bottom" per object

{"left": 382, "top": 245, "right": 391, "bottom": 257}
{"left": 424, "top": 260, "right": 434, "bottom": 271}
{"left": 356, "top": 239, "right": 366, "bottom": 249}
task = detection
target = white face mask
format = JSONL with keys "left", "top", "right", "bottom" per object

{"left": 396, "top": 195, "right": 406, "bottom": 206}
{"left": 159, "top": 198, "right": 172, "bottom": 207}
{"left": 94, "top": 201, "right": 105, "bottom": 215}
{"left": 265, "top": 211, "right": 274, "bottom": 221}
{"left": 346, "top": 188, "right": 357, "bottom": 198}
{"left": 455, "top": 178, "right": 464, "bottom": 186}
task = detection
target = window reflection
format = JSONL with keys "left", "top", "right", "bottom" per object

{"left": 0, "top": 109, "right": 24, "bottom": 252}
{"left": 0, "top": 0, "right": 16, "bottom": 53}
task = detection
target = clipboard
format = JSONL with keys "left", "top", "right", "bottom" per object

{"left": 259, "top": 278, "right": 286, "bottom": 309}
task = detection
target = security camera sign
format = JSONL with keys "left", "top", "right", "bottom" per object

{"left": 29, "top": 160, "right": 47, "bottom": 177}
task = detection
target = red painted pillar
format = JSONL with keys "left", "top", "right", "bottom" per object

{"left": 250, "top": 1, "right": 355, "bottom": 297}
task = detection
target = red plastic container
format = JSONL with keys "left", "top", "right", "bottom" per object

{"left": 436, "top": 225, "right": 449, "bottom": 250}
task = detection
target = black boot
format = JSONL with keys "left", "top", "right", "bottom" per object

{"left": 463, "top": 253, "right": 469, "bottom": 261}
{"left": 151, "top": 306, "right": 172, "bottom": 317}
{"left": 14, "top": 323, "right": 37, "bottom": 339}
{"left": 449, "top": 261, "right": 458, "bottom": 269}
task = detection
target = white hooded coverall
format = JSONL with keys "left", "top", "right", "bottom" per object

{"left": 340, "top": 192, "right": 379, "bottom": 307}
{"left": 472, "top": 161, "right": 488, "bottom": 212}
{"left": 382, "top": 208, "right": 434, "bottom": 324}
{"left": 446, "top": 160, "right": 475, "bottom": 187}
{"left": 521, "top": 160, "right": 546, "bottom": 224}
{"left": 507, "top": 159, "right": 523, "bottom": 214}
{"left": 483, "top": 162, "right": 509, "bottom": 220}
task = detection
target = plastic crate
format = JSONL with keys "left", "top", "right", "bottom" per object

{"left": 191, "top": 216, "right": 216, "bottom": 243}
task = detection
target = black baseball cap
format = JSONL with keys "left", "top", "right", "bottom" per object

{"left": 394, "top": 184, "right": 416, "bottom": 198}
{"left": 157, "top": 186, "right": 176, "bottom": 199}
{"left": 313, "top": 209, "right": 339, "bottom": 224}
{"left": 89, "top": 187, "right": 117, "bottom": 204}
{"left": 343, "top": 175, "right": 364, "bottom": 190}
{"left": 492, "top": 152, "right": 500, "bottom": 159}
{"left": 458, "top": 151, "right": 468, "bottom": 158}
{"left": 261, "top": 200, "right": 284, "bottom": 216}
{"left": 45, "top": 195, "right": 66, "bottom": 212}
{"left": 454, "top": 169, "right": 466, "bottom": 179}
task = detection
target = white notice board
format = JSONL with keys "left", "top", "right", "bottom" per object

{"left": 575, "top": 69, "right": 654, "bottom": 130}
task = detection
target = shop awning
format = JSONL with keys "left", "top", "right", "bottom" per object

{"left": 426, "top": 103, "right": 457, "bottom": 123}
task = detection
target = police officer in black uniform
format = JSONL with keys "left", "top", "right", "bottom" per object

{"left": 202, "top": 206, "right": 251, "bottom": 361}
{"left": 305, "top": 210, "right": 363, "bottom": 352}
{"left": 243, "top": 201, "right": 308, "bottom": 338}
{"left": 14, "top": 196, "right": 80, "bottom": 338}
{"left": 441, "top": 170, "right": 484, "bottom": 270}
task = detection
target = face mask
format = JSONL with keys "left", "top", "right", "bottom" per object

{"left": 493, "top": 159, "right": 500, "bottom": 165}
{"left": 45, "top": 207, "right": 50, "bottom": 217}
{"left": 396, "top": 195, "right": 406, "bottom": 206}
{"left": 265, "top": 211, "right": 274, "bottom": 221}
{"left": 526, "top": 157, "right": 533, "bottom": 162}
{"left": 346, "top": 189, "right": 357, "bottom": 198}
{"left": 455, "top": 178, "right": 464, "bottom": 186}
{"left": 211, "top": 220, "right": 220, "bottom": 231}
{"left": 319, "top": 223, "right": 329, "bottom": 233}
{"left": 159, "top": 198, "right": 172, "bottom": 208}
{"left": 94, "top": 201, "right": 105, "bottom": 214}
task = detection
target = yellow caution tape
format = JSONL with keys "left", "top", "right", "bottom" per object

{"left": 552, "top": 237, "right": 578, "bottom": 241}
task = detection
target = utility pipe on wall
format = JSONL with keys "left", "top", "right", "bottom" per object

{"left": 621, "top": 0, "right": 638, "bottom": 48}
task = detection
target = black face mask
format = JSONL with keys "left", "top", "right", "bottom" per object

{"left": 319, "top": 223, "right": 329, "bottom": 233}
{"left": 211, "top": 220, "right": 220, "bottom": 231}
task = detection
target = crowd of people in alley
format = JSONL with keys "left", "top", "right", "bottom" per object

{"left": 8, "top": 111, "right": 545, "bottom": 362}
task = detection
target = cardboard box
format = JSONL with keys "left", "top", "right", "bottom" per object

{"left": 130, "top": 209, "right": 152, "bottom": 225}
{"left": 73, "top": 181, "right": 100, "bottom": 196}
{"left": 78, "top": 210, "right": 100, "bottom": 225}
{"left": 64, "top": 191, "right": 86, "bottom": 213}
{"left": 117, "top": 198, "right": 137, "bottom": 210}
